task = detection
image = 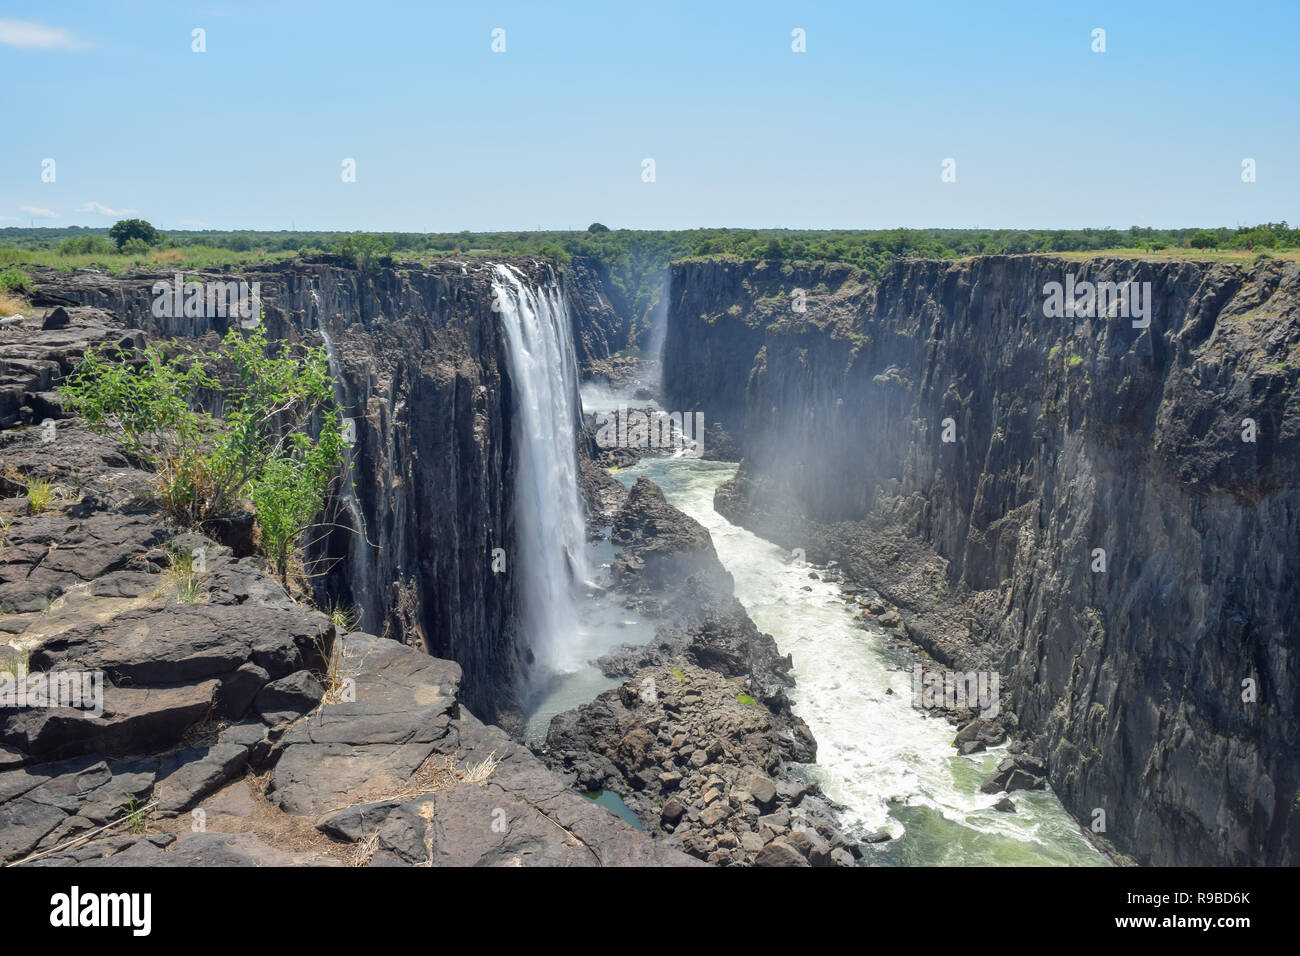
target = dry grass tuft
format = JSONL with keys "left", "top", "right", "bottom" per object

{"left": 462, "top": 751, "right": 501, "bottom": 785}
{"left": 311, "top": 631, "right": 350, "bottom": 704}
{"left": 0, "top": 292, "right": 27, "bottom": 318}
{"left": 349, "top": 831, "right": 380, "bottom": 867}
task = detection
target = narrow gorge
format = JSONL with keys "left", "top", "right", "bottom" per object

{"left": 664, "top": 255, "right": 1300, "bottom": 866}
{"left": 2, "top": 251, "right": 1295, "bottom": 867}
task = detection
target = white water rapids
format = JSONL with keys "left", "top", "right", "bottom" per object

{"left": 609, "top": 455, "right": 1107, "bottom": 866}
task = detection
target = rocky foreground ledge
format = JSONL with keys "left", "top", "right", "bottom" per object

{"left": 0, "top": 306, "right": 694, "bottom": 867}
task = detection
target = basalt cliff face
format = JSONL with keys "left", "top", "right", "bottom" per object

{"left": 23, "top": 258, "right": 569, "bottom": 720}
{"left": 663, "top": 255, "right": 1300, "bottom": 866}
{"left": 0, "top": 294, "right": 693, "bottom": 866}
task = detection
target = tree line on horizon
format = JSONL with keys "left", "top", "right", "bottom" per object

{"left": 2, "top": 221, "right": 1294, "bottom": 321}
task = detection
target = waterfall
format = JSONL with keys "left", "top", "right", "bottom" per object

{"left": 312, "top": 287, "right": 373, "bottom": 630}
{"left": 646, "top": 269, "right": 670, "bottom": 387}
{"left": 491, "top": 264, "right": 589, "bottom": 676}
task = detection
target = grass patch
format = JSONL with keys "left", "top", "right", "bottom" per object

{"left": 1, "top": 245, "right": 292, "bottom": 278}
{"left": 0, "top": 645, "right": 30, "bottom": 679}
{"left": 124, "top": 798, "right": 151, "bottom": 835}
{"left": 311, "top": 631, "right": 349, "bottom": 704}
{"left": 0, "top": 292, "right": 27, "bottom": 317}
{"left": 325, "top": 599, "right": 359, "bottom": 633}
{"left": 462, "top": 751, "right": 501, "bottom": 785}
{"left": 12, "top": 473, "right": 57, "bottom": 514}
{"left": 736, "top": 693, "right": 758, "bottom": 707}
{"left": 167, "top": 544, "right": 204, "bottom": 604}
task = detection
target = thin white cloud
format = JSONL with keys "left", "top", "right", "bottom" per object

{"left": 179, "top": 219, "right": 210, "bottom": 227}
{"left": 20, "top": 205, "right": 57, "bottom": 218}
{"left": 79, "top": 201, "right": 137, "bottom": 216}
{"left": 0, "top": 20, "right": 89, "bottom": 51}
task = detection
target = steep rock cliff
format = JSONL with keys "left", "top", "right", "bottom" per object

{"left": 24, "top": 258, "right": 553, "bottom": 719}
{"left": 663, "top": 254, "right": 1300, "bottom": 866}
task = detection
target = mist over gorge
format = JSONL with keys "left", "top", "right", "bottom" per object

{"left": 664, "top": 254, "right": 1300, "bottom": 865}
{"left": 1, "top": 6, "right": 1297, "bottom": 916}
{"left": 4, "top": 247, "right": 1293, "bottom": 872}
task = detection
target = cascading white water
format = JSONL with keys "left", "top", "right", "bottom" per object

{"left": 608, "top": 457, "right": 1109, "bottom": 866}
{"left": 491, "top": 264, "right": 590, "bottom": 676}
{"left": 312, "top": 288, "right": 373, "bottom": 630}
{"left": 645, "top": 270, "right": 670, "bottom": 377}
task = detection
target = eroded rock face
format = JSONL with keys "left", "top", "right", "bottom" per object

{"left": 610, "top": 476, "right": 732, "bottom": 596}
{"left": 596, "top": 476, "right": 800, "bottom": 712}
{"left": 565, "top": 256, "right": 635, "bottom": 376}
{"left": 663, "top": 254, "right": 1300, "bottom": 865}
{"left": 0, "top": 270, "right": 700, "bottom": 867}
{"left": 544, "top": 662, "right": 847, "bottom": 867}
{"left": 0, "top": 412, "right": 693, "bottom": 867}
{"left": 24, "top": 260, "right": 546, "bottom": 719}
{"left": 543, "top": 474, "right": 835, "bottom": 866}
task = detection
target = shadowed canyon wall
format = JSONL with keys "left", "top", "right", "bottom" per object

{"left": 663, "top": 255, "right": 1300, "bottom": 865}
{"left": 32, "top": 257, "right": 581, "bottom": 719}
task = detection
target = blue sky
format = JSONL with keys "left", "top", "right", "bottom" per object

{"left": 2, "top": 0, "right": 1297, "bottom": 232}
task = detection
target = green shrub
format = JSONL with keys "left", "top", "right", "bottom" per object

{"left": 0, "top": 267, "right": 31, "bottom": 292}
{"left": 61, "top": 327, "right": 344, "bottom": 581}
{"left": 58, "top": 235, "right": 114, "bottom": 256}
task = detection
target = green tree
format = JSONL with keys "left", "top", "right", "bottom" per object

{"left": 1229, "top": 228, "right": 1276, "bottom": 250}
{"left": 332, "top": 233, "right": 394, "bottom": 272}
{"left": 587, "top": 222, "right": 610, "bottom": 233}
{"left": 1188, "top": 230, "right": 1219, "bottom": 250}
{"left": 109, "top": 218, "right": 162, "bottom": 251}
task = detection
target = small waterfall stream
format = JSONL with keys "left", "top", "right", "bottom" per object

{"left": 311, "top": 287, "right": 374, "bottom": 630}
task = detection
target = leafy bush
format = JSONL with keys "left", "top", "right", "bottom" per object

{"left": 58, "top": 235, "right": 114, "bottom": 256}
{"left": 1189, "top": 230, "right": 1219, "bottom": 250}
{"left": 0, "top": 267, "right": 31, "bottom": 292}
{"left": 60, "top": 327, "right": 344, "bottom": 581}
{"left": 1229, "top": 228, "right": 1276, "bottom": 250}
